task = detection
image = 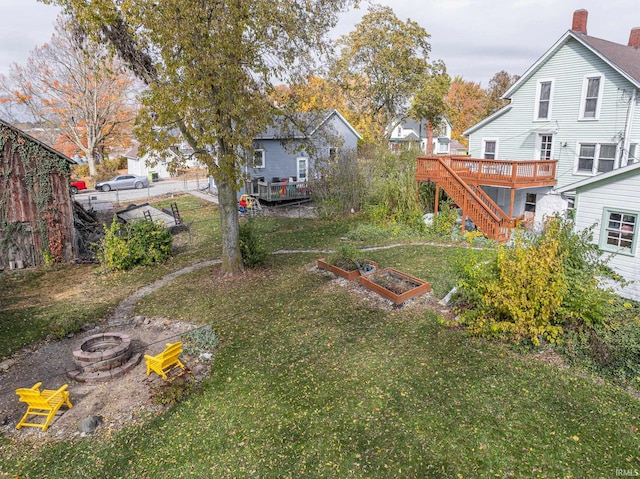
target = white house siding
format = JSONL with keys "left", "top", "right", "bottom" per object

{"left": 127, "top": 156, "right": 173, "bottom": 179}
{"left": 572, "top": 171, "right": 640, "bottom": 301}
{"left": 127, "top": 153, "right": 204, "bottom": 180}
{"left": 480, "top": 185, "right": 563, "bottom": 230}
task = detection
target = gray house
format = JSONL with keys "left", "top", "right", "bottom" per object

{"left": 244, "top": 109, "right": 361, "bottom": 201}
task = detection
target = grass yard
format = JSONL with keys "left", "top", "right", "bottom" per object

{"left": 1, "top": 196, "right": 639, "bottom": 478}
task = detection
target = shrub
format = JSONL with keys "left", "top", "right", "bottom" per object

{"left": 97, "top": 218, "right": 172, "bottom": 271}
{"left": 152, "top": 375, "right": 201, "bottom": 406}
{"left": 95, "top": 163, "right": 120, "bottom": 182}
{"left": 311, "top": 149, "right": 365, "bottom": 218}
{"left": 453, "top": 216, "right": 622, "bottom": 346}
{"left": 455, "top": 230, "right": 566, "bottom": 345}
{"left": 365, "top": 154, "right": 425, "bottom": 232}
{"left": 328, "top": 243, "right": 363, "bottom": 271}
{"left": 183, "top": 325, "right": 220, "bottom": 355}
{"left": 427, "top": 199, "right": 459, "bottom": 238}
{"left": 239, "top": 218, "right": 268, "bottom": 267}
{"left": 103, "top": 156, "right": 127, "bottom": 171}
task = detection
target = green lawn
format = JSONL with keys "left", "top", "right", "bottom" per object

{"left": 1, "top": 197, "right": 639, "bottom": 478}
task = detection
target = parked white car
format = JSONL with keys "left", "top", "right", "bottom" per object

{"left": 95, "top": 174, "right": 149, "bottom": 192}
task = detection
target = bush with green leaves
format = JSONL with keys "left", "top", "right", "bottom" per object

{"left": 183, "top": 325, "right": 220, "bottom": 355}
{"left": 97, "top": 218, "right": 173, "bottom": 271}
{"left": 426, "top": 198, "right": 459, "bottom": 238}
{"left": 365, "top": 150, "right": 425, "bottom": 232}
{"left": 327, "top": 243, "right": 364, "bottom": 271}
{"left": 239, "top": 218, "right": 268, "bottom": 267}
{"left": 453, "top": 216, "right": 622, "bottom": 346}
{"left": 560, "top": 299, "right": 640, "bottom": 385}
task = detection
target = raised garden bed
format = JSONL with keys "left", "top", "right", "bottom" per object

{"left": 358, "top": 267, "right": 431, "bottom": 304}
{"left": 316, "top": 258, "right": 378, "bottom": 281}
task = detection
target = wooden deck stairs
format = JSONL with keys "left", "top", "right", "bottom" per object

{"left": 416, "top": 156, "right": 557, "bottom": 242}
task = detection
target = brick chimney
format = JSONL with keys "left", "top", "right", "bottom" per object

{"left": 629, "top": 27, "right": 640, "bottom": 48}
{"left": 572, "top": 9, "right": 588, "bottom": 35}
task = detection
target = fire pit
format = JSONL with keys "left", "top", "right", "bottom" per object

{"left": 69, "top": 332, "right": 142, "bottom": 382}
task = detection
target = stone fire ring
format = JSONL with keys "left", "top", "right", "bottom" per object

{"left": 68, "top": 332, "right": 142, "bottom": 383}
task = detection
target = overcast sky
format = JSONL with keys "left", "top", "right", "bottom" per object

{"left": 1, "top": 0, "right": 639, "bottom": 87}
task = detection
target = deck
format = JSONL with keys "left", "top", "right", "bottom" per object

{"left": 416, "top": 156, "right": 557, "bottom": 188}
{"left": 415, "top": 156, "right": 558, "bottom": 242}
{"left": 247, "top": 180, "right": 312, "bottom": 202}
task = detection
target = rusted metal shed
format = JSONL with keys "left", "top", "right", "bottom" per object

{"left": 0, "top": 119, "right": 76, "bottom": 269}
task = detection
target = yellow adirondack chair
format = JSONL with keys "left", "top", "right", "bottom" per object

{"left": 15, "top": 382, "right": 73, "bottom": 432}
{"left": 144, "top": 341, "right": 186, "bottom": 381}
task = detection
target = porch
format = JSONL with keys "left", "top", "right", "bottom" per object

{"left": 246, "top": 179, "right": 312, "bottom": 202}
{"left": 415, "top": 156, "right": 558, "bottom": 242}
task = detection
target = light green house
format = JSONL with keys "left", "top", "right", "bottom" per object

{"left": 464, "top": 9, "right": 640, "bottom": 229}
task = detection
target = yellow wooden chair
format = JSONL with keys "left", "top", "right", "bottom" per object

{"left": 144, "top": 341, "right": 186, "bottom": 381}
{"left": 15, "top": 382, "right": 73, "bottom": 432}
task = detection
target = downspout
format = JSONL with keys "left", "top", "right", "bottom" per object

{"left": 622, "top": 88, "right": 637, "bottom": 166}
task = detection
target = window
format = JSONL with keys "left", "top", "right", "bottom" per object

{"left": 628, "top": 143, "right": 638, "bottom": 165}
{"left": 539, "top": 134, "right": 553, "bottom": 160}
{"left": 525, "top": 193, "right": 537, "bottom": 213}
{"left": 328, "top": 147, "right": 337, "bottom": 159}
{"left": 576, "top": 143, "right": 618, "bottom": 175}
{"left": 536, "top": 81, "right": 553, "bottom": 120}
{"left": 252, "top": 149, "right": 265, "bottom": 168}
{"left": 483, "top": 140, "right": 496, "bottom": 159}
{"left": 597, "top": 144, "right": 616, "bottom": 173}
{"left": 566, "top": 196, "right": 575, "bottom": 216}
{"left": 437, "top": 138, "right": 449, "bottom": 154}
{"left": 601, "top": 210, "right": 637, "bottom": 254}
{"left": 577, "top": 144, "right": 595, "bottom": 172}
{"left": 580, "top": 75, "right": 603, "bottom": 119}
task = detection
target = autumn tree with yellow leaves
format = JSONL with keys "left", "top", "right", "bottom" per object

{"left": 43, "top": 0, "right": 358, "bottom": 276}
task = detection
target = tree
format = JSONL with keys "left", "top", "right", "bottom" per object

{"left": 274, "top": 75, "right": 378, "bottom": 143}
{"left": 408, "top": 60, "right": 451, "bottom": 154}
{"left": 485, "top": 70, "right": 520, "bottom": 116}
{"left": 44, "top": 0, "right": 357, "bottom": 276}
{"left": 330, "top": 4, "right": 431, "bottom": 142}
{"left": 445, "top": 76, "right": 488, "bottom": 146}
{"left": 0, "top": 17, "right": 137, "bottom": 177}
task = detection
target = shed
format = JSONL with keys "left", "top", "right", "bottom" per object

{"left": 0, "top": 119, "right": 76, "bottom": 269}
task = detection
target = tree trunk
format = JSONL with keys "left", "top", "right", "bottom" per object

{"left": 217, "top": 175, "right": 244, "bottom": 276}
{"left": 426, "top": 120, "right": 434, "bottom": 155}
{"left": 87, "top": 152, "right": 97, "bottom": 177}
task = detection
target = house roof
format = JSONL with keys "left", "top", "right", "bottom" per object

{"left": 503, "top": 30, "right": 640, "bottom": 100}
{"left": 556, "top": 161, "right": 640, "bottom": 193}
{"left": 255, "top": 109, "right": 361, "bottom": 141}
{"left": 0, "top": 118, "right": 75, "bottom": 164}
{"left": 463, "top": 105, "right": 512, "bottom": 137}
